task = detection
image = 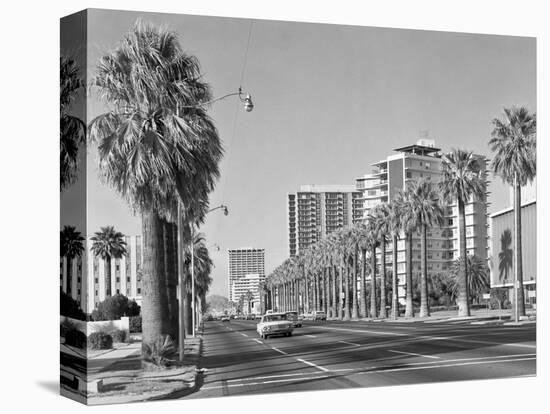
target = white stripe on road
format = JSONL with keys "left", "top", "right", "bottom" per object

{"left": 388, "top": 350, "right": 440, "bottom": 359}
{"left": 201, "top": 375, "right": 330, "bottom": 390}
{"left": 296, "top": 358, "right": 330, "bottom": 372}
{"left": 338, "top": 340, "right": 361, "bottom": 347}
{"left": 240, "top": 333, "right": 249, "bottom": 337}
{"left": 226, "top": 371, "right": 325, "bottom": 383}
{"left": 357, "top": 357, "right": 535, "bottom": 376}
{"left": 305, "top": 334, "right": 317, "bottom": 338}
{"left": 271, "top": 347, "right": 288, "bottom": 355}
{"left": 253, "top": 339, "right": 263, "bottom": 344}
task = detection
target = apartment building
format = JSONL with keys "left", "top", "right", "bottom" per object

{"left": 287, "top": 184, "right": 363, "bottom": 256}
{"left": 227, "top": 248, "right": 265, "bottom": 306}
{"left": 355, "top": 139, "right": 489, "bottom": 301}
{"left": 60, "top": 235, "right": 143, "bottom": 314}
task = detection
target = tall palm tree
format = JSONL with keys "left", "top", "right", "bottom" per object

{"left": 244, "top": 290, "right": 254, "bottom": 315}
{"left": 60, "top": 56, "right": 85, "bottom": 191}
{"left": 489, "top": 106, "right": 536, "bottom": 319}
{"left": 91, "top": 226, "right": 127, "bottom": 298}
{"left": 410, "top": 178, "right": 445, "bottom": 317}
{"left": 440, "top": 149, "right": 486, "bottom": 317}
{"left": 365, "top": 215, "right": 379, "bottom": 318}
{"left": 396, "top": 188, "right": 416, "bottom": 318}
{"left": 354, "top": 223, "right": 369, "bottom": 318}
{"left": 388, "top": 200, "right": 403, "bottom": 319}
{"left": 60, "top": 226, "right": 85, "bottom": 298}
{"left": 89, "top": 22, "right": 223, "bottom": 348}
{"left": 369, "top": 204, "right": 391, "bottom": 318}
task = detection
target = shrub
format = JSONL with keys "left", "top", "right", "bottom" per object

{"left": 142, "top": 335, "right": 178, "bottom": 368}
{"left": 92, "top": 294, "right": 136, "bottom": 321}
{"left": 60, "top": 290, "right": 86, "bottom": 320}
{"left": 129, "top": 315, "right": 142, "bottom": 333}
{"left": 64, "top": 328, "right": 87, "bottom": 348}
{"left": 111, "top": 329, "right": 127, "bottom": 343}
{"left": 88, "top": 331, "right": 113, "bottom": 350}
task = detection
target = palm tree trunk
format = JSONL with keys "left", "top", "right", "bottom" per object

{"left": 321, "top": 269, "right": 327, "bottom": 314}
{"left": 338, "top": 265, "right": 344, "bottom": 319}
{"left": 304, "top": 275, "right": 309, "bottom": 313}
{"left": 351, "top": 247, "right": 359, "bottom": 319}
{"left": 163, "top": 220, "right": 178, "bottom": 339}
{"left": 419, "top": 225, "right": 430, "bottom": 317}
{"left": 457, "top": 199, "right": 471, "bottom": 317}
{"left": 66, "top": 256, "right": 72, "bottom": 298}
{"left": 141, "top": 210, "right": 170, "bottom": 347}
{"left": 313, "top": 274, "right": 318, "bottom": 311}
{"left": 379, "top": 239, "right": 387, "bottom": 318}
{"left": 332, "top": 265, "right": 337, "bottom": 319}
{"left": 360, "top": 249, "right": 368, "bottom": 318}
{"left": 370, "top": 247, "right": 378, "bottom": 318}
{"left": 105, "top": 257, "right": 112, "bottom": 297}
{"left": 405, "top": 232, "right": 414, "bottom": 317}
{"left": 343, "top": 259, "right": 351, "bottom": 321}
{"left": 513, "top": 175, "right": 526, "bottom": 319}
{"left": 392, "top": 234, "right": 399, "bottom": 319}
{"left": 184, "top": 292, "right": 193, "bottom": 335}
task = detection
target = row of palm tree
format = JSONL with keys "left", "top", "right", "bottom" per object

{"left": 265, "top": 106, "right": 536, "bottom": 319}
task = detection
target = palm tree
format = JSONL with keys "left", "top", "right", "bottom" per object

{"left": 91, "top": 226, "right": 127, "bottom": 298}
{"left": 354, "top": 223, "right": 369, "bottom": 318}
{"left": 60, "top": 226, "right": 85, "bottom": 298}
{"left": 388, "top": 200, "right": 403, "bottom": 319}
{"left": 450, "top": 255, "right": 489, "bottom": 303}
{"left": 368, "top": 204, "right": 391, "bottom": 318}
{"left": 365, "top": 215, "right": 379, "bottom": 319}
{"left": 410, "top": 178, "right": 445, "bottom": 317}
{"left": 395, "top": 188, "right": 416, "bottom": 318}
{"left": 89, "top": 22, "right": 223, "bottom": 348}
{"left": 489, "top": 106, "right": 536, "bottom": 319}
{"left": 244, "top": 290, "right": 254, "bottom": 315}
{"left": 440, "top": 149, "right": 486, "bottom": 317}
{"left": 60, "top": 56, "right": 86, "bottom": 191}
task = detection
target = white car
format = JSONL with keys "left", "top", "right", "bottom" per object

{"left": 256, "top": 313, "right": 294, "bottom": 339}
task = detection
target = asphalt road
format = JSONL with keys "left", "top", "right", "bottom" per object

{"left": 188, "top": 318, "right": 536, "bottom": 398}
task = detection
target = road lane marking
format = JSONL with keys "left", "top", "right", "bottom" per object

{"left": 240, "top": 333, "right": 249, "bottom": 337}
{"left": 296, "top": 358, "right": 330, "bottom": 372}
{"left": 271, "top": 347, "right": 288, "bottom": 355}
{"left": 388, "top": 350, "right": 440, "bottom": 359}
{"left": 339, "top": 340, "right": 361, "bottom": 347}
{"left": 201, "top": 375, "right": 330, "bottom": 390}
{"left": 227, "top": 371, "right": 323, "bottom": 382}
{"left": 356, "top": 357, "right": 535, "bottom": 376}
{"left": 253, "top": 339, "right": 263, "bottom": 344}
{"left": 305, "top": 334, "right": 317, "bottom": 338}
{"left": 310, "top": 326, "right": 407, "bottom": 336}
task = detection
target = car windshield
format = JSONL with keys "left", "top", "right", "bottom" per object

{"left": 264, "top": 315, "right": 285, "bottom": 322}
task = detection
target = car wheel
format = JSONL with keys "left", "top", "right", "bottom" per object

{"left": 288, "top": 332, "right": 293, "bottom": 337}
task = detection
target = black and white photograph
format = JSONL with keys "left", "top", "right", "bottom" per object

{"left": 56, "top": 3, "right": 539, "bottom": 408}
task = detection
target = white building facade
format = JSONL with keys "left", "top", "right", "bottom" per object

{"left": 228, "top": 248, "right": 265, "bottom": 311}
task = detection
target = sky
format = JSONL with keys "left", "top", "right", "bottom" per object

{"left": 61, "top": 8, "right": 536, "bottom": 297}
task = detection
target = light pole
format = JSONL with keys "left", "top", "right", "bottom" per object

{"left": 176, "top": 86, "right": 252, "bottom": 360}
{"left": 190, "top": 204, "right": 229, "bottom": 338}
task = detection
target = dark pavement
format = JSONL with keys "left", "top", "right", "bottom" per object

{"left": 188, "top": 318, "right": 536, "bottom": 398}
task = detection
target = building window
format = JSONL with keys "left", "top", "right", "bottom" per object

{"left": 116, "top": 277, "right": 120, "bottom": 283}
{"left": 116, "top": 289, "right": 120, "bottom": 294}
{"left": 137, "top": 288, "right": 141, "bottom": 294}
{"left": 95, "top": 278, "right": 99, "bottom": 284}
{"left": 127, "top": 277, "right": 131, "bottom": 282}
{"left": 116, "top": 264, "right": 120, "bottom": 271}
{"left": 95, "top": 290, "right": 98, "bottom": 296}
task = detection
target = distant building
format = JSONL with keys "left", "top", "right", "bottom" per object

{"left": 227, "top": 248, "right": 265, "bottom": 310}
{"left": 355, "top": 139, "right": 489, "bottom": 302}
{"left": 287, "top": 184, "right": 362, "bottom": 256}
{"left": 488, "top": 199, "right": 536, "bottom": 305}
{"left": 60, "top": 235, "right": 143, "bottom": 314}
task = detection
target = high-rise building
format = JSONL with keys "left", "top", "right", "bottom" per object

{"left": 60, "top": 235, "right": 143, "bottom": 314}
{"left": 227, "top": 248, "right": 265, "bottom": 309}
{"left": 287, "top": 184, "right": 363, "bottom": 256}
{"left": 355, "top": 139, "right": 489, "bottom": 301}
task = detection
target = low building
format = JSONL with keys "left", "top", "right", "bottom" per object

{"left": 488, "top": 199, "right": 536, "bottom": 305}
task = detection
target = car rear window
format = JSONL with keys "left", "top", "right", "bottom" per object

{"left": 264, "top": 315, "right": 285, "bottom": 322}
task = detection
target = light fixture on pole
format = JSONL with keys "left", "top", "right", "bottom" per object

{"left": 180, "top": 87, "right": 254, "bottom": 113}
{"left": 190, "top": 204, "right": 229, "bottom": 339}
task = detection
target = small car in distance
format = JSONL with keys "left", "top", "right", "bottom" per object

{"left": 221, "top": 315, "right": 230, "bottom": 322}
{"left": 285, "top": 311, "right": 303, "bottom": 328}
{"left": 256, "top": 313, "right": 294, "bottom": 339}
{"left": 312, "top": 311, "right": 327, "bottom": 321}
{"left": 246, "top": 314, "right": 256, "bottom": 320}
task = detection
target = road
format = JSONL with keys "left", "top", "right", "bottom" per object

{"left": 188, "top": 318, "right": 536, "bottom": 398}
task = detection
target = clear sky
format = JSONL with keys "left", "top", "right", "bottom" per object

{"left": 62, "top": 8, "right": 536, "bottom": 297}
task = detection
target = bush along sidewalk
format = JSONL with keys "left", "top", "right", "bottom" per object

{"left": 87, "top": 335, "right": 203, "bottom": 405}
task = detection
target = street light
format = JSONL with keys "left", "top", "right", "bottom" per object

{"left": 180, "top": 87, "right": 254, "bottom": 112}
{"left": 190, "top": 204, "right": 229, "bottom": 339}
